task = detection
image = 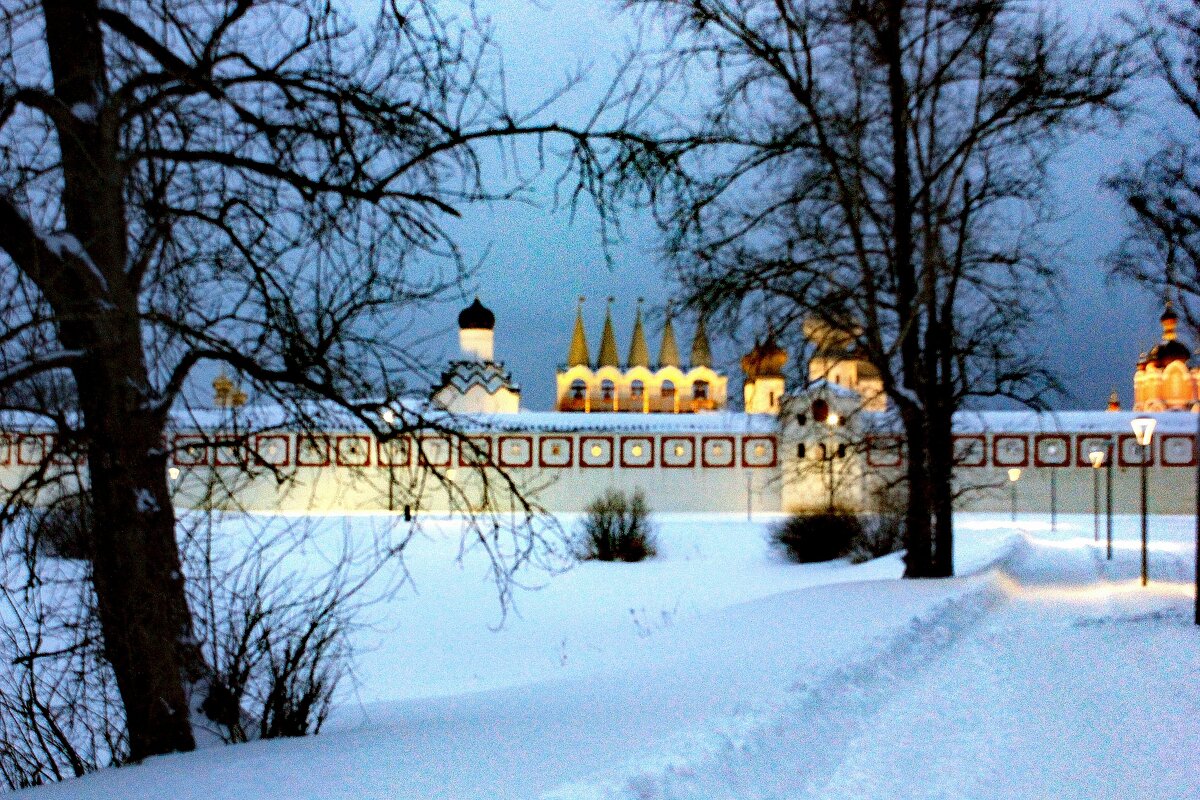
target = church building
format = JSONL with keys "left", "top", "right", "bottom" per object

{"left": 431, "top": 298, "right": 521, "bottom": 413}
{"left": 1133, "top": 300, "right": 1200, "bottom": 412}
{"left": 555, "top": 298, "right": 728, "bottom": 413}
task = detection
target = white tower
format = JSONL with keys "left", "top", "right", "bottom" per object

{"left": 432, "top": 298, "right": 520, "bottom": 413}
{"left": 741, "top": 335, "right": 787, "bottom": 415}
{"left": 458, "top": 298, "right": 495, "bottom": 361}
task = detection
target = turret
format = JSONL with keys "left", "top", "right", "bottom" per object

{"left": 742, "top": 333, "right": 787, "bottom": 414}
{"left": 690, "top": 315, "right": 712, "bottom": 369}
{"left": 597, "top": 297, "right": 620, "bottom": 368}
{"left": 567, "top": 296, "right": 590, "bottom": 367}
{"left": 457, "top": 297, "right": 496, "bottom": 361}
{"left": 658, "top": 310, "right": 680, "bottom": 368}
{"left": 628, "top": 298, "right": 650, "bottom": 368}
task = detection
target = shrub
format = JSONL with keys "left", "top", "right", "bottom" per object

{"left": 848, "top": 486, "right": 908, "bottom": 564}
{"left": 576, "top": 489, "right": 657, "bottom": 562}
{"left": 770, "top": 510, "right": 861, "bottom": 563}
{"left": 848, "top": 513, "right": 906, "bottom": 564}
{"left": 29, "top": 495, "right": 92, "bottom": 560}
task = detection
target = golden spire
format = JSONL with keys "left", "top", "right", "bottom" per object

{"left": 627, "top": 297, "right": 650, "bottom": 368}
{"left": 597, "top": 297, "right": 620, "bottom": 368}
{"left": 567, "top": 296, "right": 590, "bottom": 367}
{"left": 690, "top": 314, "right": 712, "bottom": 368}
{"left": 212, "top": 371, "right": 247, "bottom": 408}
{"left": 658, "top": 304, "right": 680, "bottom": 368}
{"left": 1107, "top": 389, "right": 1121, "bottom": 412}
{"left": 1162, "top": 298, "right": 1179, "bottom": 341}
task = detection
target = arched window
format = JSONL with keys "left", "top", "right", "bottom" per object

{"left": 692, "top": 380, "right": 709, "bottom": 400}
{"left": 661, "top": 379, "right": 675, "bottom": 397}
{"left": 797, "top": 413, "right": 807, "bottom": 426}
{"left": 630, "top": 379, "right": 644, "bottom": 398}
{"left": 797, "top": 443, "right": 806, "bottom": 459}
{"left": 811, "top": 399, "right": 829, "bottom": 423}
{"left": 1166, "top": 362, "right": 1188, "bottom": 405}
{"left": 570, "top": 379, "right": 587, "bottom": 400}
{"left": 601, "top": 379, "right": 615, "bottom": 401}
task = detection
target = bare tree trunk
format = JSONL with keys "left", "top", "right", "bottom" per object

{"left": 928, "top": 404, "right": 955, "bottom": 577}
{"left": 74, "top": 351, "right": 198, "bottom": 761}
{"left": 900, "top": 409, "right": 933, "bottom": 576}
{"left": 42, "top": 0, "right": 198, "bottom": 760}
{"left": 879, "top": 0, "right": 934, "bottom": 577}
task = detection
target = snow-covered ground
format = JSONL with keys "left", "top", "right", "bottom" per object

{"left": 15, "top": 513, "right": 1200, "bottom": 799}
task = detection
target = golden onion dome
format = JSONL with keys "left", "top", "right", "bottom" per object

{"left": 1145, "top": 299, "right": 1191, "bottom": 368}
{"left": 741, "top": 335, "right": 787, "bottom": 379}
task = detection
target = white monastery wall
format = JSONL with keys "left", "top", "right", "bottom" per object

{"left": 2, "top": 409, "right": 1196, "bottom": 517}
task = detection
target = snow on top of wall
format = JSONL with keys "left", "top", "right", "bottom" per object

{"left": 480, "top": 410, "right": 779, "bottom": 434}
{"left": 859, "top": 409, "right": 1200, "bottom": 436}
{"left": 164, "top": 401, "right": 779, "bottom": 435}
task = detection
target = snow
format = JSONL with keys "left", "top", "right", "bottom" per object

{"left": 863, "top": 408, "right": 1200, "bottom": 436}
{"left": 134, "top": 488, "right": 158, "bottom": 513}
{"left": 14, "top": 513, "right": 1200, "bottom": 800}
{"left": 70, "top": 102, "right": 98, "bottom": 123}
{"left": 37, "top": 230, "right": 109, "bottom": 293}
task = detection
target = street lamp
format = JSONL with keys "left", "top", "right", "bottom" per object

{"left": 823, "top": 412, "right": 840, "bottom": 512}
{"left": 1194, "top": 408, "right": 1199, "bottom": 626}
{"left": 1131, "top": 416, "right": 1157, "bottom": 587}
{"left": 1105, "top": 436, "right": 1115, "bottom": 560}
{"left": 1046, "top": 441, "right": 1060, "bottom": 532}
{"left": 1088, "top": 448, "right": 1105, "bottom": 543}
{"left": 1008, "top": 467, "right": 1021, "bottom": 522}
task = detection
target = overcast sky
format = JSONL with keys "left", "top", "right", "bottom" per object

{"left": 380, "top": 0, "right": 1184, "bottom": 411}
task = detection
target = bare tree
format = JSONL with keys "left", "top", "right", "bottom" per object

{"left": 0, "top": 0, "right": 634, "bottom": 761}
{"left": 1110, "top": 0, "right": 1200, "bottom": 328}
{"left": 611, "top": 0, "right": 1131, "bottom": 576}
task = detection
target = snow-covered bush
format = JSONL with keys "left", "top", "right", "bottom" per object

{"left": 770, "top": 510, "right": 861, "bottom": 563}
{"left": 848, "top": 513, "right": 906, "bottom": 563}
{"left": 28, "top": 494, "right": 92, "bottom": 561}
{"left": 575, "top": 489, "right": 658, "bottom": 562}
{"left": 185, "top": 514, "right": 357, "bottom": 743}
{"left": 0, "top": 557, "right": 127, "bottom": 789}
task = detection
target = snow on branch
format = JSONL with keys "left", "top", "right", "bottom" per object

{"left": 38, "top": 231, "right": 108, "bottom": 293}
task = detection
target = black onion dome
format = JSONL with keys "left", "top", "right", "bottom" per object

{"left": 1150, "top": 339, "right": 1191, "bottom": 367}
{"left": 458, "top": 297, "right": 495, "bottom": 330}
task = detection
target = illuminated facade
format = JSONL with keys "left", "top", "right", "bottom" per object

{"left": 1133, "top": 301, "right": 1200, "bottom": 412}
{"left": 801, "top": 319, "right": 887, "bottom": 412}
{"left": 554, "top": 298, "right": 728, "bottom": 413}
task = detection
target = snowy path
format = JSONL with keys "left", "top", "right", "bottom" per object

{"left": 604, "top": 534, "right": 1200, "bottom": 800}
{"left": 801, "top": 539, "right": 1200, "bottom": 800}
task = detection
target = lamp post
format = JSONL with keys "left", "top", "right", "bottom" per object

{"left": 746, "top": 472, "right": 753, "bottom": 522}
{"left": 1008, "top": 467, "right": 1021, "bottom": 523}
{"left": 825, "top": 412, "right": 840, "bottom": 512}
{"left": 1105, "top": 436, "right": 1114, "bottom": 560}
{"left": 1131, "top": 416, "right": 1157, "bottom": 587}
{"left": 1089, "top": 449, "right": 1105, "bottom": 543}
{"left": 1046, "top": 442, "right": 1060, "bottom": 533}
